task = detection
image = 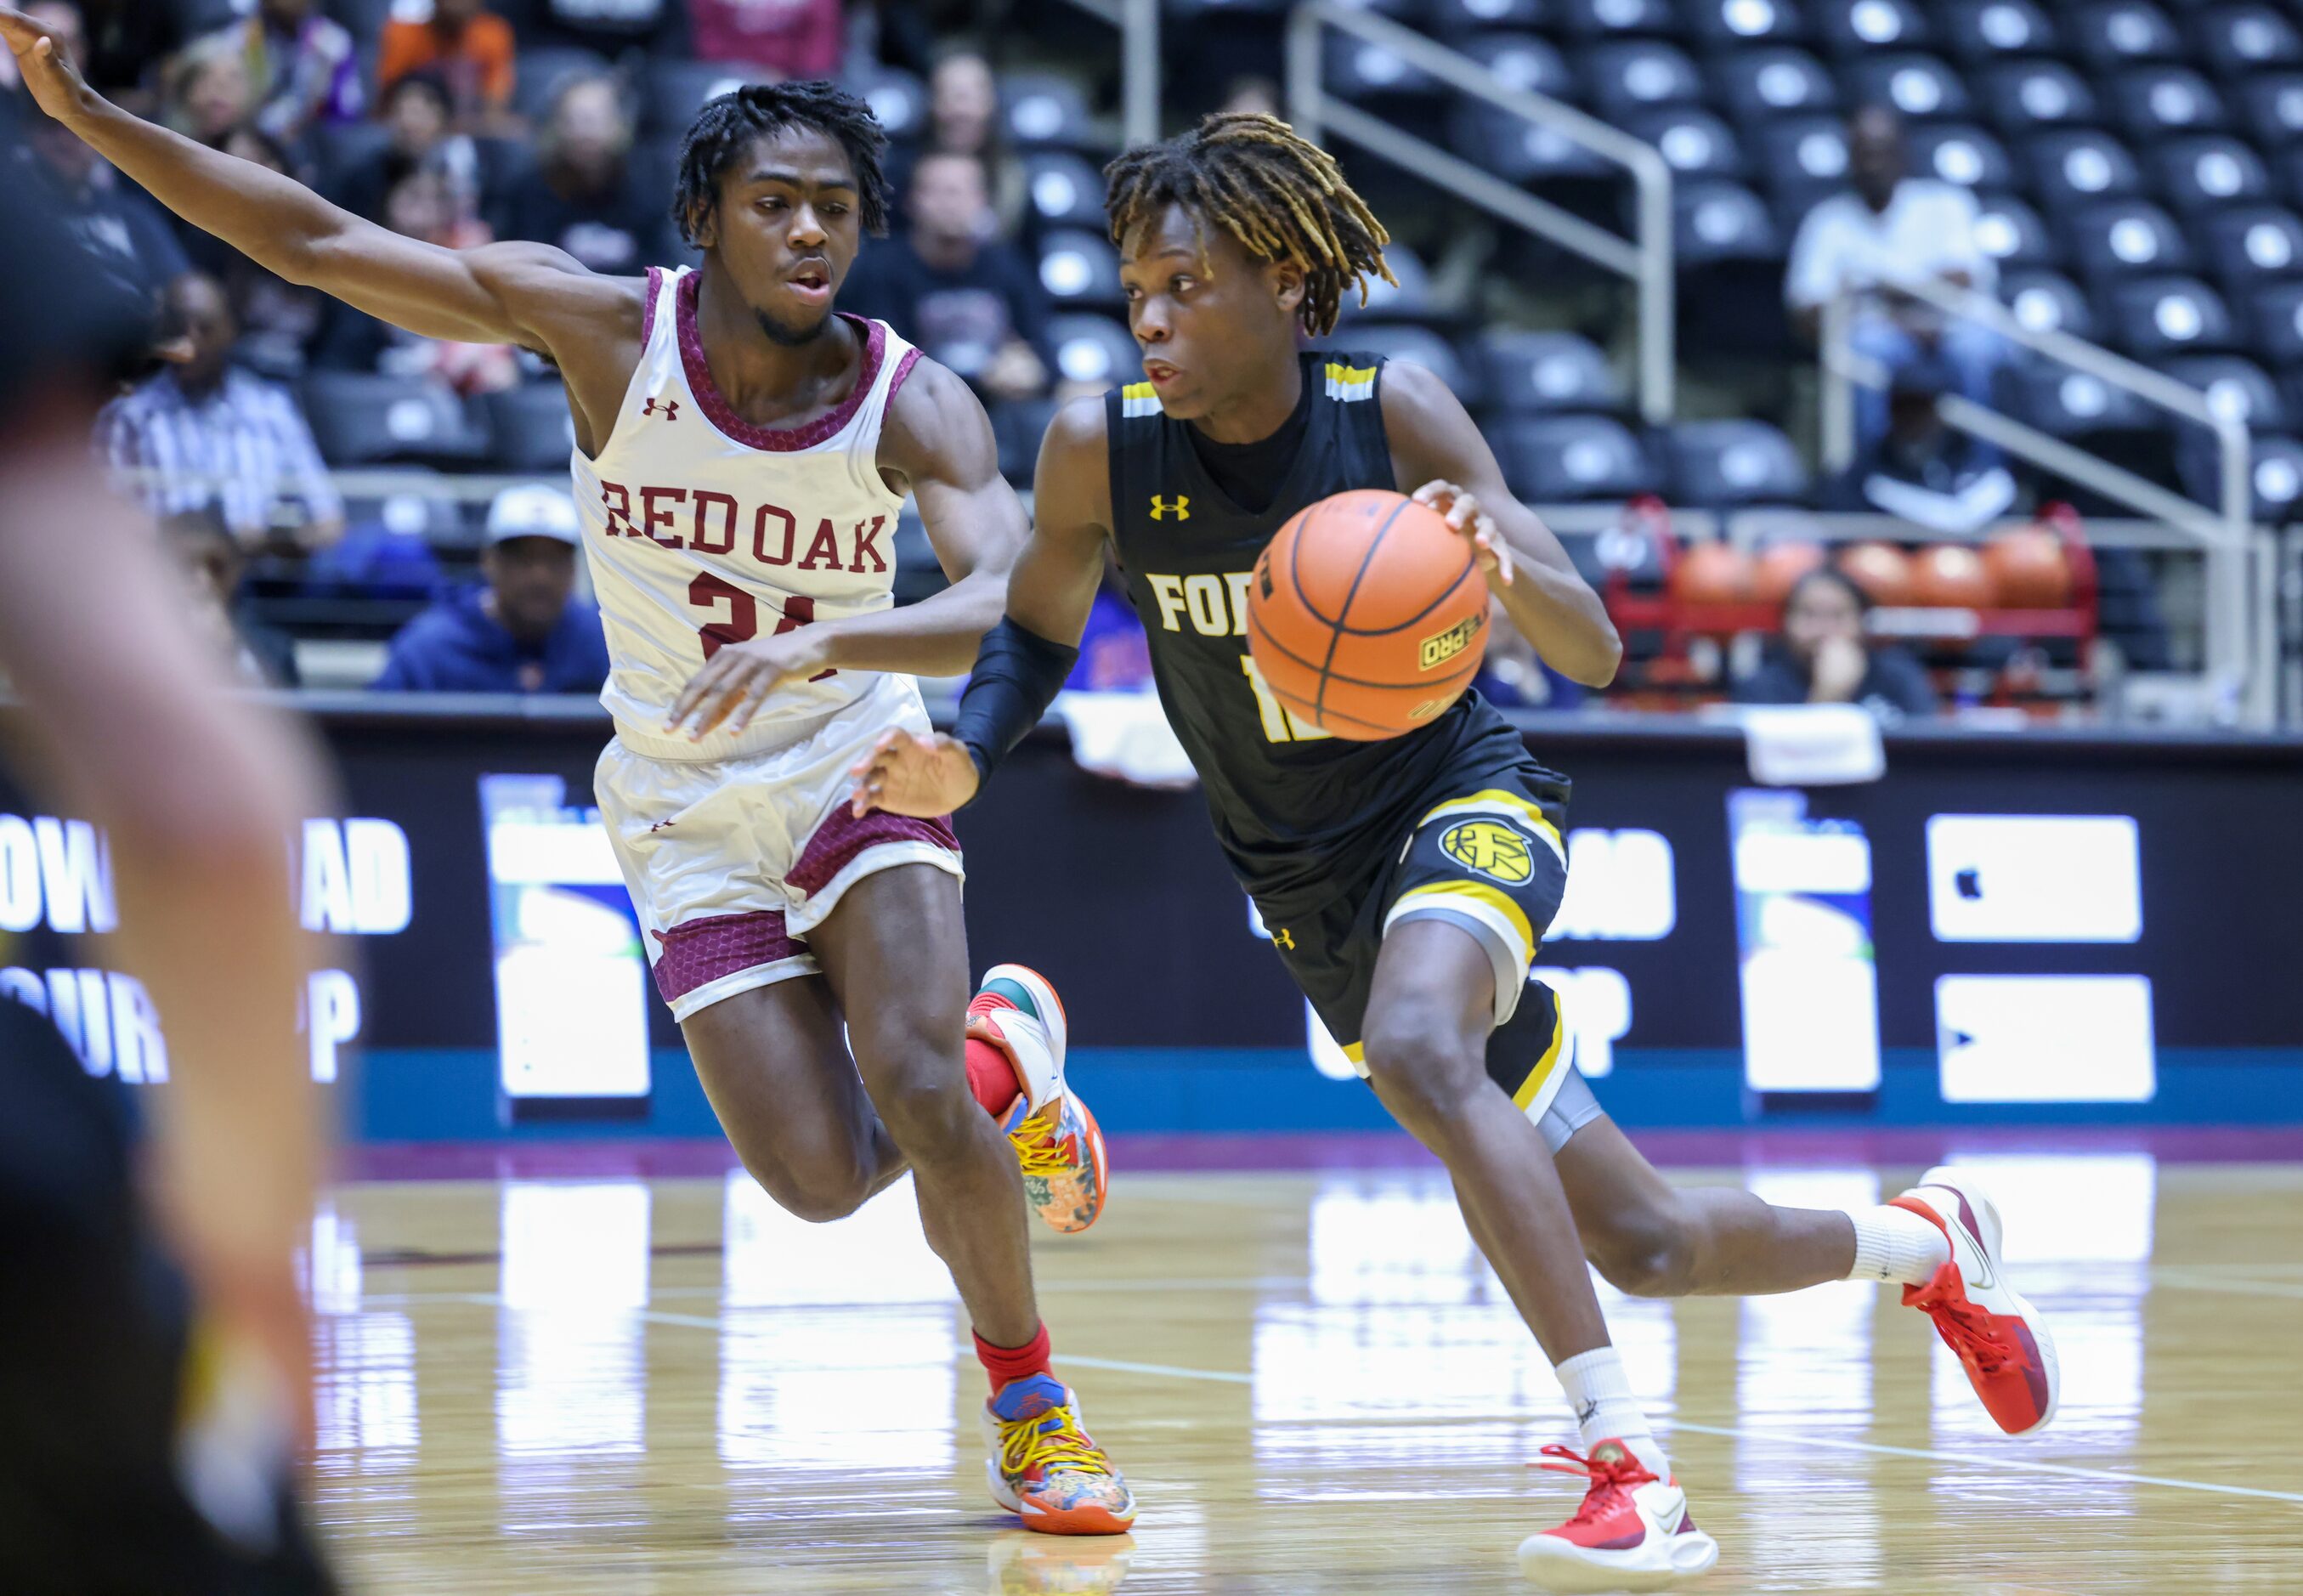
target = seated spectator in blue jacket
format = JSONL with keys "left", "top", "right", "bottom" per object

{"left": 1733, "top": 566, "right": 1938, "bottom": 721}
{"left": 371, "top": 485, "right": 609, "bottom": 693}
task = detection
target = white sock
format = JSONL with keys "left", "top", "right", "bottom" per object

{"left": 1553, "top": 1346, "right": 1670, "bottom": 1484}
{"left": 1843, "top": 1205, "right": 1952, "bottom": 1285}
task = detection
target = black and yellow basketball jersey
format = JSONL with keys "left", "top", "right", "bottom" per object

{"left": 1106, "top": 350, "right": 1552, "bottom": 913}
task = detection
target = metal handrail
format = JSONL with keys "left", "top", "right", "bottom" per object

{"left": 1819, "top": 275, "right": 2269, "bottom": 727}
{"left": 1054, "top": 0, "right": 1160, "bottom": 148}
{"left": 1286, "top": 2, "right": 1676, "bottom": 425}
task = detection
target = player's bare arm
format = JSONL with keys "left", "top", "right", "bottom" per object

{"left": 848, "top": 393, "right": 1113, "bottom": 817}
{"left": 0, "top": 8, "right": 643, "bottom": 449}
{"left": 1379, "top": 359, "right": 1624, "bottom": 688}
{"left": 666, "top": 359, "right": 1027, "bottom": 740}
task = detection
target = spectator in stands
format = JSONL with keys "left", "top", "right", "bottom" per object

{"left": 60, "top": 0, "right": 182, "bottom": 116}
{"left": 1823, "top": 362, "right": 2017, "bottom": 535}
{"left": 99, "top": 273, "right": 344, "bottom": 552}
{"left": 176, "top": 124, "right": 326, "bottom": 377}
{"left": 524, "top": 0, "right": 684, "bottom": 59}
{"left": 916, "top": 46, "right": 1026, "bottom": 241}
{"left": 162, "top": 31, "right": 259, "bottom": 146}
{"left": 846, "top": 150, "right": 1051, "bottom": 404}
{"left": 691, "top": 0, "right": 843, "bottom": 80}
{"left": 12, "top": 98, "right": 189, "bottom": 317}
{"left": 377, "top": 0, "right": 516, "bottom": 127}
{"left": 1219, "top": 76, "right": 1282, "bottom": 120}
{"left": 1785, "top": 106, "right": 2002, "bottom": 454}
{"left": 163, "top": 506, "right": 300, "bottom": 688}
{"left": 371, "top": 485, "right": 610, "bottom": 694}
{"left": 336, "top": 69, "right": 486, "bottom": 231}
{"left": 1733, "top": 565, "right": 1938, "bottom": 720}
{"left": 497, "top": 74, "right": 660, "bottom": 274}
{"left": 315, "top": 168, "right": 518, "bottom": 393}
{"left": 1474, "top": 596, "right": 1585, "bottom": 712}
{"left": 216, "top": 0, "right": 364, "bottom": 144}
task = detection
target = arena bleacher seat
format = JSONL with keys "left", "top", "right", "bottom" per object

{"left": 1681, "top": 0, "right": 1809, "bottom": 48}
{"left": 2005, "top": 363, "right": 2159, "bottom": 436}
{"left": 1493, "top": 414, "right": 1664, "bottom": 501}
{"left": 1979, "top": 59, "right": 2099, "bottom": 136}
{"left": 2003, "top": 268, "right": 2099, "bottom": 339}
{"left": 484, "top": 382, "right": 581, "bottom": 474}
{"left": 1938, "top": 0, "right": 2058, "bottom": 64}
{"left": 1712, "top": 48, "right": 1842, "bottom": 126}
{"left": 1457, "top": 31, "right": 1576, "bottom": 97}
{"left": 645, "top": 60, "right": 770, "bottom": 137}
{"left": 1037, "top": 229, "right": 1126, "bottom": 312}
{"left": 1663, "top": 418, "right": 1813, "bottom": 507}
{"left": 1557, "top": 0, "right": 1683, "bottom": 42}
{"left": 1023, "top": 150, "right": 1110, "bottom": 234}
{"left": 1584, "top": 39, "right": 1706, "bottom": 121}
{"left": 1812, "top": 0, "right": 1932, "bottom": 55}
{"left": 1904, "top": 121, "right": 2012, "bottom": 189}
{"left": 2164, "top": 354, "right": 2290, "bottom": 433}
{"left": 849, "top": 67, "right": 928, "bottom": 144}
{"left": 1842, "top": 52, "right": 1972, "bottom": 121}
{"left": 992, "top": 397, "right": 1062, "bottom": 486}
{"left": 1001, "top": 72, "right": 1101, "bottom": 150}
{"left": 1972, "top": 191, "right": 2058, "bottom": 271}
{"left": 302, "top": 372, "right": 494, "bottom": 470}
{"left": 1048, "top": 314, "right": 1143, "bottom": 392}
{"left": 2105, "top": 274, "right": 2236, "bottom": 359}
{"left": 1625, "top": 105, "right": 1748, "bottom": 181}
{"left": 1477, "top": 329, "right": 1627, "bottom": 415}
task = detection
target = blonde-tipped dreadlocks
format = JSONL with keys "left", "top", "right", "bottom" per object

{"left": 1103, "top": 113, "right": 1396, "bottom": 338}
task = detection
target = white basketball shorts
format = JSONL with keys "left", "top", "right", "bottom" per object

{"left": 595, "top": 674, "right": 965, "bottom": 1023}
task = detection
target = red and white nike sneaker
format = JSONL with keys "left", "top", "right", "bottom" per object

{"left": 971, "top": 965, "right": 1108, "bottom": 1234}
{"left": 1892, "top": 1166, "right": 2061, "bottom": 1436}
{"left": 1518, "top": 1441, "right": 1718, "bottom": 1593}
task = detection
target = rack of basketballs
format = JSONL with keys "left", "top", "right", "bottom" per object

{"left": 1598, "top": 499, "right": 2101, "bottom": 715}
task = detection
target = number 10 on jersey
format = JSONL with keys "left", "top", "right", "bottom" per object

{"left": 1240, "top": 654, "right": 1329, "bottom": 744}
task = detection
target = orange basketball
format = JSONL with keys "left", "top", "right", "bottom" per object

{"left": 1754, "top": 540, "right": 1825, "bottom": 607}
{"left": 1837, "top": 541, "right": 1915, "bottom": 606}
{"left": 1910, "top": 543, "right": 1997, "bottom": 609}
{"left": 1246, "top": 490, "right": 1488, "bottom": 741}
{"left": 1668, "top": 540, "right": 1757, "bottom": 606}
{"left": 1983, "top": 527, "right": 2072, "bottom": 608}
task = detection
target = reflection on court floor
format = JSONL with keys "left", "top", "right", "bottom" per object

{"left": 310, "top": 1150, "right": 2302, "bottom": 1594}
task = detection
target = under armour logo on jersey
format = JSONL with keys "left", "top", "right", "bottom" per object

{"left": 642, "top": 397, "right": 681, "bottom": 421}
{"left": 1272, "top": 927, "right": 1295, "bottom": 951}
{"left": 1148, "top": 495, "right": 1190, "bottom": 521}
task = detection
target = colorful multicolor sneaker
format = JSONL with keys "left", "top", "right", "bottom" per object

{"left": 971, "top": 965, "right": 1107, "bottom": 1235}
{"left": 982, "top": 1373, "right": 1137, "bottom": 1536}
{"left": 986, "top": 1529, "right": 1136, "bottom": 1593}
{"left": 1893, "top": 1166, "right": 2061, "bottom": 1436}
{"left": 1518, "top": 1441, "right": 1718, "bottom": 1593}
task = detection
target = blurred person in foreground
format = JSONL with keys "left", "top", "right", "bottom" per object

{"left": 371, "top": 484, "right": 610, "bottom": 693}
{"left": 1733, "top": 564, "right": 1939, "bottom": 721}
{"left": 843, "top": 149, "right": 1050, "bottom": 404}
{"left": 99, "top": 270, "right": 346, "bottom": 551}
{"left": 0, "top": 16, "right": 332, "bottom": 1592}
{"left": 1785, "top": 105, "right": 2002, "bottom": 455}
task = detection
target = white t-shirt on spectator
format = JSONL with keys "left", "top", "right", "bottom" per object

{"left": 1784, "top": 180, "right": 1995, "bottom": 314}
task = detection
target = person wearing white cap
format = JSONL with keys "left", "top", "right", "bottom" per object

{"left": 370, "top": 482, "right": 610, "bottom": 693}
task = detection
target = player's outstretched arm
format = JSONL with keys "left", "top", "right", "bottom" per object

{"left": 1379, "top": 359, "right": 1624, "bottom": 688}
{"left": 848, "top": 393, "right": 1113, "bottom": 818}
{"left": 0, "top": 8, "right": 622, "bottom": 356}
{"left": 667, "top": 359, "right": 1025, "bottom": 739}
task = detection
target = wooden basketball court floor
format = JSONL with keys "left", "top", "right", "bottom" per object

{"left": 310, "top": 1149, "right": 2303, "bottom": 1593}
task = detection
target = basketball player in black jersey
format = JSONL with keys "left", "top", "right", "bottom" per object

{"left": 855, "top": 114, "right": 2059, "bottom": 1587}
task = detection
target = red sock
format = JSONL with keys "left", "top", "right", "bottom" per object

{"left": 975, "top": 1322, "right": 1052, "bottom": 1390}
{"left": 965, "top": 1035, "right": 1022, "bottom": 1118}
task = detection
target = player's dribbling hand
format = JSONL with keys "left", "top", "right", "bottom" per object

{"left": 848, "top": 728, "right": 979, "bottom": 818}
{"left": 0, "top": 8, "right": 91, "bottom": 123}
{"left": 664, "top": 631, "right": 829, "bottom": 741}
{"left": 1414, "top": 479, "right": 1516, "bottom": 588}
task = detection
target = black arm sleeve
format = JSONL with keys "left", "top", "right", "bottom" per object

{"left": 952, "top": 616, "right": 1079, "bottom": 795}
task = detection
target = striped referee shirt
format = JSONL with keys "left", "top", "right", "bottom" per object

{"left": 97, "top": 367, "right": 343, "bottom": 540}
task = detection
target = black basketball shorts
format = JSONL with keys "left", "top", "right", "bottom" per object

{"left": 1253, "top": 763, "right": 1604, "bottom": 1152}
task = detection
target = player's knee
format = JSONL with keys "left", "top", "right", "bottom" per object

{"left": 1586, "top": 1191, "right": 1696, "bottom": 1298}
{"left": 747, "top": 1154, "right": 872, "bottom": 1225}
{"left": 1359, "top": 1007, "right": 1485, "bottom": 1135}
{"left": 866, "top": 1057, "right": 981, "bottom": 1156}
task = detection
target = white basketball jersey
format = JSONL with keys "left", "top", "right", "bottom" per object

{"left": 572, "top": 267, "right": 919, "bottom": 761}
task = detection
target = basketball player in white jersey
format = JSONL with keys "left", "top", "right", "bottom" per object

{"left": 2, "top": 11, "right": 1135, "bottom": 1535}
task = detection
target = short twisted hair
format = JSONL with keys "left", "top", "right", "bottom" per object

{"left": 1102, "top": 112, "right": 1395, "bottom": 337}
{"left": 673, "top": 81, "right": 891, "bottom": 248}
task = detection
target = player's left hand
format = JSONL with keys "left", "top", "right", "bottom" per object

{"left": 1413, "top": 479, "right": 1515, "bottom": 588}
{"left": 665, "top": 629, "right": 831, "bottom": 741}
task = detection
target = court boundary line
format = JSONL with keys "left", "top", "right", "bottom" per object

{"left": 350, "top": 1294, "right": 2303, "bottom": 1506}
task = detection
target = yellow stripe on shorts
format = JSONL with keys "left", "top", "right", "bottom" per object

{"left": 1391, "top": 880, "right": 1536, "bottom": 967}
{"left": 1419, "top": 789, "right": 1565, "bottom": 861}
{"left": 1512, "top": 985, "right": 1568, "bottom": 1111}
